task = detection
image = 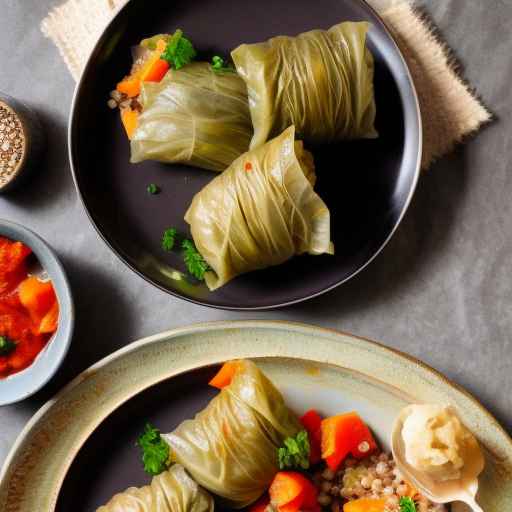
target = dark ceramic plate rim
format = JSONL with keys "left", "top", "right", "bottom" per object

{"left": 68, "top": 0, "right": 422, "bottom": 311}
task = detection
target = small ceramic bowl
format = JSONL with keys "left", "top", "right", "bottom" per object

{"left": 0, "top": 93, "right": 45, "bottom": 194}
{"left": 0, "top": 219, "right": 74, "bottom": 405}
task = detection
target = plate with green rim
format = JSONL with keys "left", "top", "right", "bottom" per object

{"left": 0, "top": 321, "right": 510, "bottom": 511}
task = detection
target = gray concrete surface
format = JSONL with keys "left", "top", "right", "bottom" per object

{"left": 0, "top": 0, "right": 511, "bottom": 466}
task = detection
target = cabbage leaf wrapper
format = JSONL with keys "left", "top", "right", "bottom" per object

{"left": 184, "top": 126, "right": 333, "bottom": 290}
{"left": 96, "top": 464, "right": 214, "bottom": 512}
{"left": 131, "top": 62, "right": 252, "bottom": 172}
{"left": 231, "top": 21, "right": 377, "bottom": 149}
{"left": 163, "top": 360, "right": 301, "bottom": 508}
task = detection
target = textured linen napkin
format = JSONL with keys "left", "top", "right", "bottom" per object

{"left": 41, "top": 0, "right": 491, "bottom": 169}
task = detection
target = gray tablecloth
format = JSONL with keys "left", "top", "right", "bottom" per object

{"left": 0, "top": 0, "right": 511, "bottom": 465}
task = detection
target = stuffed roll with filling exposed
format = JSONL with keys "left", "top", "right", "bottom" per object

{"left": 231, "top": 21, "right": 377, "bottom": 149}
{"left": 131, "top": 62, "right": 253, "bottom": 171}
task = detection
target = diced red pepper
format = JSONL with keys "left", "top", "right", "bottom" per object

{"left": 321, "top": 412, "right": 378, "bottom": 471}
{"left": 300, "top": 409, "right": 323, "bottom": 464}
{"left": 270, "top": 472, "right": 319, "bottom": 512}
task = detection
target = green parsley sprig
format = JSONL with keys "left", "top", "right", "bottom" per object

{"left": 211, "top": 55, "right": 236, "bottom": 73}
{"left": 399, "top": 497, "right": 417, "bottom": 512}
{"left": 160, "top": 227, "right": 212, "bottom": 281}
{"left": 278, "top": 430, "right": 310, "bottom": 470}
{"left": 136, "top": 423, "right": 171, "bottom": 476}
{"left": 182, "top": 239, "right": 211, "bottom": 280}
{"left": 161, "top": 29, "right": 196, "bottom": 70}
{"left": 147, "top": 183, "right": 160, "bottom": 195}
{"left": 0, "top": 336, "right": 16, "bottom": 356}
{"left": 162, "top": 228, "right": 177, "bottom": 252}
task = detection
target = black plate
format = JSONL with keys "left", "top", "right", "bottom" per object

{"left": 69, "top": 0, "right": 421, "bottom": 310}
{"left": 56, "top": 366, "right": 220, "bottom": 512}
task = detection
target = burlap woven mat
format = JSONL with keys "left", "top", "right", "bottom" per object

{"left": 41, "top": 0, "right": 491, "bottom": 169}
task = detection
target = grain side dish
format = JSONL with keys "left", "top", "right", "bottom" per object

{"left": 97, "top": 360, "right": 483, "bottom": 512}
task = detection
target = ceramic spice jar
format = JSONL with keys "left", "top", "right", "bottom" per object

{"left": 0, "top": 93, "right": 45, "bottom": 193}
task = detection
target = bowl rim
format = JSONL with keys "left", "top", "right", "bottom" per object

{"left": 0, "top": 219, "right": 75, "bottom": 406}
{"left": 68, "top": 0, "right": 422, "bottom": 311}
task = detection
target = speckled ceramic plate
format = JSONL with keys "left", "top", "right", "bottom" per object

{"left": 0, "top": 322, "right": 510, "bottom": 511}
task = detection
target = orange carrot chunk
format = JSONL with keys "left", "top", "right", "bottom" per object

{"left": 209, "top": 361, "right": 241, "bottom": 389}
{"left": 269, "top": 472, "right": 319, "bottom": 512}
{"left": 117, "top": 77, "right": 142, "bottom": 98}
{"left": 121, "top": 109, "right": 139, "bottom": 140}
{"left": 18, "top": 276, "right": 56, "bottom": 324}
{"left": 343, "top": 498, "right": 387, "bottom": 512}
{"left": 142, "top": 59, "right": 170, "bottom": 83}
{"left": 321, "top": 412, "right": 378, "bottom": 471}
{"left": 38, "top": 300, "right": 59, "bottom": 334}
{"left": 117, "top": 39, "right": 169, "bottom": 98}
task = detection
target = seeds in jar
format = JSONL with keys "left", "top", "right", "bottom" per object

{"left": 0, "top": 102, "right": 25, "bottom": 187}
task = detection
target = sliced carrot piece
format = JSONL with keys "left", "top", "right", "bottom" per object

{"left": 117, "top": 39, "right": 168, "bottom": 98}
{"left": 141, "top": 58, "right": 169, "bottom": 82}
{"left": 121, "top": 109, "right": 139, "bottom": 140}
{"left": 117, "top": 77, "right": 141, "bottom": 98}
{"left": 38, "top": 300, "right": 59, "bottom": 334}
{"left": 209, "top": 361, "right": 241, "bottom": 389}
{"left": 343, "top": 498, "right": 387, "bottom": 512}
{"left": 18, "top": 276, "right": 56, "bottom": 324}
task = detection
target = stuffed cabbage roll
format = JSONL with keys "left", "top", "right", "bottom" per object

{"left": 96, "top": 464, "right": 214, "bottom": 512}
{"left": 163, "top": 360, "right": 301, "bottom": 508}
{"left": 184, "top": 126, "right": 333, "bottom": 290}
{"left": 231, "top": 21, "right": 377, "bottom": 149}
{"left": 131, "top": 62, "right": 252, "bottom": 172}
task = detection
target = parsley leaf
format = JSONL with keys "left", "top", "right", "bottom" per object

{"left": 136, "top": 423, "right": 170, "bottom": 476}
{"left": 147, "top": 183, "right": 160, "bottom": 195}
{"left": 211, "top": 55, "right": 236, "bottom": 73}
{"left": 0, "top": 336, "right": 16, "bottom": 356}
{"left": 399, "top": 497, "right": 417, "bottom": 512}
{"left": 161, "top": 29, "right": 196, "bottom": 70}
{"left": 162, "top": 228, "right": 177, "bottom": 252}
{"left": 182, "top": 239, "right": 210, "bottom": 280}
{"left": 278, "top": 430, "right": 310, "bottom": 470}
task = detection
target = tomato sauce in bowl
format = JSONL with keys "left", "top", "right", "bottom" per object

{"left": 0, "top": 236, "right": 59, "bottom": 379}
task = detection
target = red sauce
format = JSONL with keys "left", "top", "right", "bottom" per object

{"left": 0, "top": 236, "right": 59, "bottom": 379}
